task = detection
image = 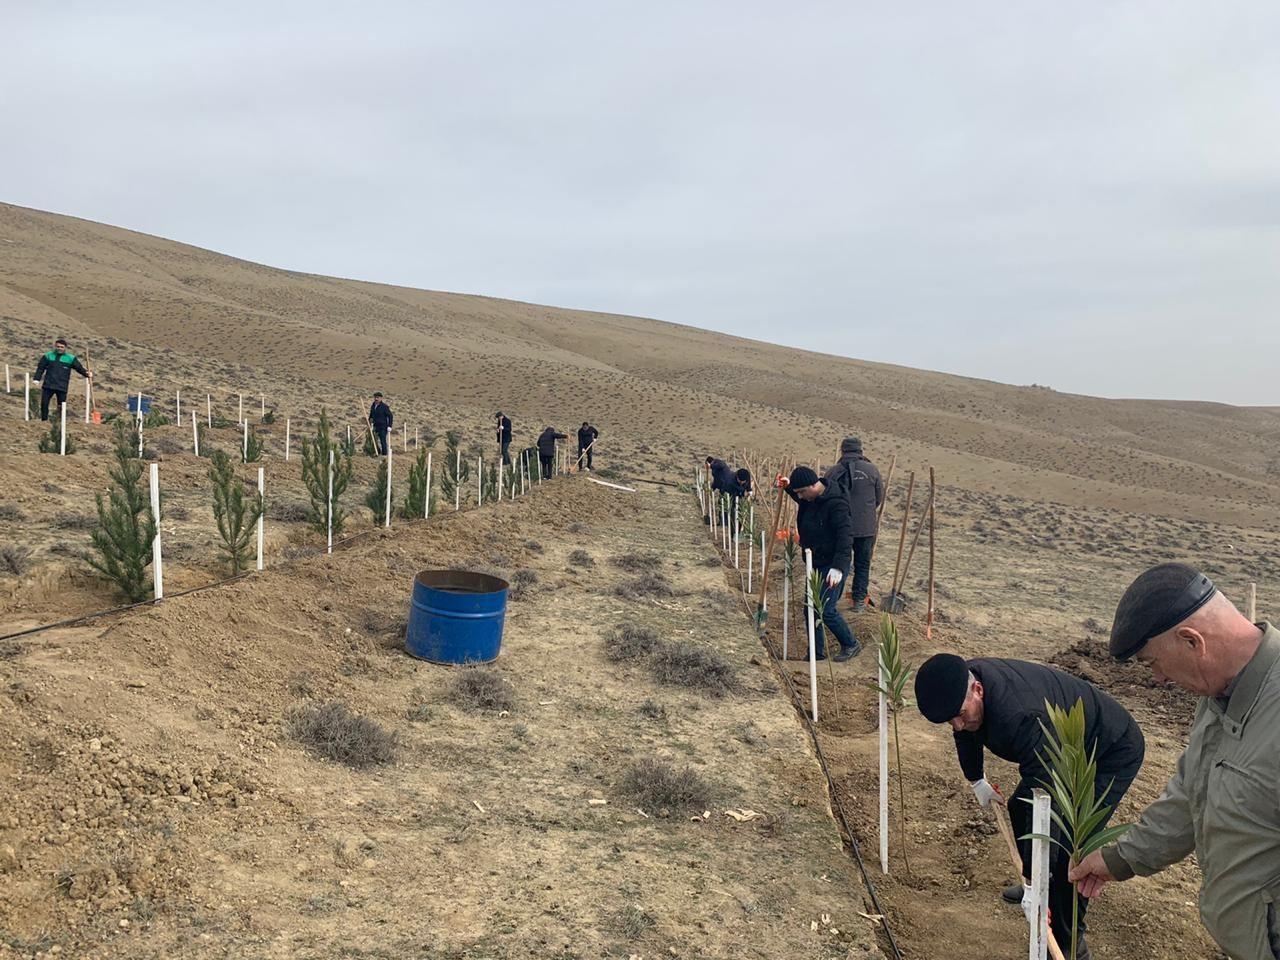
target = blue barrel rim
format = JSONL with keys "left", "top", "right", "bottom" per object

{"left": 413, "top": 569, "right": 510, "bottom": 594}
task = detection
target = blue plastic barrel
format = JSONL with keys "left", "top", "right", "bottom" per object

{"left": 405, "top": 570, "right": 509, "bottom": 664}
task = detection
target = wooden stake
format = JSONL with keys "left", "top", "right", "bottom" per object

{"left": 876, "top": 454, "right": 897, "bottom": 526}
{"left": 889, "top": 472, "right": 916, "bottom": 605}
{"left": 756, "top": 484, "right": 788, "bottom": 618}
{"left": 149, "top": 463, "right": 163, "bottom": 600}
{"left": 896, "top": 475, "right": 935, "bottom": 598}
{"left": 993, "top": 804, "right": 1066, "bottom": 960}
{"left": 1246, "top": 582, "right": 1257, "bottom": 622}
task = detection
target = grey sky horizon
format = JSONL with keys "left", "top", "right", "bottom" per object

{"left": 6, "top": 2, "right": 1279, "bottom": 405}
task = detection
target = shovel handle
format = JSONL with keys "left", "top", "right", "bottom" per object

{"left": 993, "top": 805, "right": 1068, "bottom": 960}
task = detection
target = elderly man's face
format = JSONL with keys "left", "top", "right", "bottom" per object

{"left": 1136, "top": 628, "right": 1215, "bottom": 695}
{"left": 795, "top": 482, "right": 824, "bottom": 501}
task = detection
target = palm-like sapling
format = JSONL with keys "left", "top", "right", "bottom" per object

{"left": 872, "top": 614, "right": 913, "bottom": 872}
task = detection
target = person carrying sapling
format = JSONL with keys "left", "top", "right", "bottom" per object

{"left": 781, "top": 466, "right": 859, "bottom": 662}
{"left": 913, "top": 653, "right": 1145, "bottom": 960}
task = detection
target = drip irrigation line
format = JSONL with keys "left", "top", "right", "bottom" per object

{"left": 715, "top": 505, "right": 903, "bottom": 960}
{"left": 0, "top": 480, "right": 547, "bottom": 644}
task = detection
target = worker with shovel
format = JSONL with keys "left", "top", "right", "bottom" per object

{"left": 576, "top": 421, "right": 598, "bottom": 470}
{"left": 367, "top": 392, "right": 393, "bottom": 456}
{"left": 783, "top": 466, "right": 860, "bottom": 662}
{"left": 823, "top": 437, "right": 884, "bottom": 614}
{"left": 496, "top": 412, "right": 513, "bottom": 465}
{"left": 33, "top": 337, "right": 91, "bottom": 422}
{"left": 914, "top": 653, "right": 1144, "bottom": 960}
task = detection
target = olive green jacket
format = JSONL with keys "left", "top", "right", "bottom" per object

{"left": 1101, "top": 623, "right": 1280, "bottom": 960}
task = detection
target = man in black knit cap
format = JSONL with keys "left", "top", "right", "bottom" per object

{"left": 1069, "top": 562, "right": 1280, "bottom": 960}
{"left": 783, "top": 465, "right": 859, "bottom": 662}
{"left": 914, "top": 652, "right": 1144, "bottom": 959}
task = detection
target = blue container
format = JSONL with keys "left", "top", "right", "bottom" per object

{"left": 127, "top": 395, "right": 153, "bottom": 415}
{"left": 405, "top": 570, "right": 509, "bottom": 664}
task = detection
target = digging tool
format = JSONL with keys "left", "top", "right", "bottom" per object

{"left": 571, "top": 438, "right": 596, "bottom": 473}
{"left": 875, "top": 454, "right": 896, "bottom": 526}
{"left": 993, "top": 804, "right": 1067, "bottom": 960}
{"left": 884, "top": 472, "right": 915, "bottom": 614}
{"left": 83, "top": 348, "right": 101, "bottom": 423}
{"left": 363, "top": 414, "right": 379, "bottom": 453}
{"left": 754, "top": 476, "right": 789, "bottom": 628}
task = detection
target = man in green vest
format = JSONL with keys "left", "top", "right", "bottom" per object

{"left": 33, "top": 337, "right": 91, "bottom": 421}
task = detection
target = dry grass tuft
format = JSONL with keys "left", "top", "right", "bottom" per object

{"left": 649, "top": 640, "right": 736, "bottom": 697}
{"left": 447, "top": 665, "right": 514, "bottom": 713}
{"left": 568, "top": 549, "right": 594, "bottom": 567}
{"left": 2, "top": 545, "right": 33, "bottom": 576}
{"left": 611, "top": 551, "right": 661, "bottom": 573}
{"left": 613, "top": 571, "right": 674, "bottom": 600}
{"left": 618, "top": 757, "right": 712, "bottom": 812}
{"left": 603, "top": 623, "right": 660, "bottom": 663}
{"left": 286, "top": 701, "right": 397, "bottom": 767}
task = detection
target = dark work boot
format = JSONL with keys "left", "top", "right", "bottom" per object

{"left": 832, "top": 642, "right": 860, "bottom": 663}
{"left": 1001, "top": 883, "right": 1023, "bottom": 905}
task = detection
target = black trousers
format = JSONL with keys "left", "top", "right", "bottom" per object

{"left": 374, "top": 427, "right": 388, "bottom": 456}
{"left": 500, "top": 440, "right": 511, "bottom": 465}
{"left": 539, "top": 454, "right": 553, "bottom": 478}
{"left": 578, "top": 446, "right": 593, "bottom": 468}
{"left": 1008, "top": 730, "right": 1144, "bottom": 950}
{"left": 40, "top": 387, "right": 67, "bottom": 421}
{"left": 851, "top": 535, "right": 875, "bottom": 606}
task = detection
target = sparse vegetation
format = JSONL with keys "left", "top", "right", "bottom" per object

{"left": 603, "top": 623, "right": 660, "bottom": 662}
{"left": 611, "top": 551, "right": 661, "bottom": 572}
{"left": 286, "top": 700, "right": 397, "bottom": 767}
{"left": 618, "top": 757, "right": 712, "bottom": 812}
{"left": 300, "top": 409, "right": 354, "bottom": 537}
{"left": 568, "top": 549, "right": 594, "bottom": 567}
{"left": 509, "top": 568, "right": 538, "bottom": 600}
{"left": 447, "top": 665, "right": 514, "bottom": 713}
{"left": 365, "top": 457, "right": 390, "bottom": 516}
{"left": 402, "top": 446, "right": 436, "bottom": 518}
{"left": 209, "top": 449, "right": 263, "bottom": 574}
{"left": 2, "top": 545, "right": 33, "bottom": 575}
{"left": 614, "top": 570, "right": 674, "bottom": 600}
{"left": 649, "top": 640, "right": 736, "bottom": 696}
{"left": 638, "top": 698, "right": 667, "bottom": 720}
{"left": 36, "top": 418, "right": 75, "bottom": 454}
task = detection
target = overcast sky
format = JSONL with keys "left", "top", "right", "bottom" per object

{"left": 6, "top": 2, "right": 1279, "bottom": 404}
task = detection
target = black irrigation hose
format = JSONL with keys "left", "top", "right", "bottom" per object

{"left": 0, "top": 480, "right": 553, "bottom": 643}
{"left": 714, "top": 514, "right": 905, "bottom": 960}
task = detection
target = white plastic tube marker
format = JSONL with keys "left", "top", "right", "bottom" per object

{"left": 424, "top": 452, "right": 433, "bottom": 519}
{"left": 326, "top": 449, "right": 334, "bottom": 554}
{"left": 206, "top": 394, "right": 211, "bottom": 428}
{"left": 879, "top": 646, "right": 889, "bottom": 874}
{"left": 384, "top": 447, "right": 393, "bottom": 528}
{"left": 455, "top": 449, "right": 461, "bottom": 511}
{"left": 256, "top": 467, "right": 265, "bottom": 571}
{"left": 1029, "top": 789, "right": 1053, "bottom": 960}
{"left": 149, "top": 463, "right": 163, "bottom": 600}
{"left": 192, "top": 411, "right": 199, "bottom": 456}
{"left": 24, "top": 373, "right": 30, "bottom": 420}
{"left": 60, "top": 400, "right": 67, "bottom": 456}
{"left": 805, "top": 547, "right": 817, "bottom": 722}
{"left": 285, "top": 418, "right": 290, "bottom": 461}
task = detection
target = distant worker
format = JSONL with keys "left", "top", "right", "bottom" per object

{"left": 914, "top": 653, "right": 1144, "bottom": 960}
{"left": 537, "top": 426, "right": 567, "bottom": 479}
{"left": 34, "top": 337, "right": 91, "bottom": 422}
{"left": 368, "top": 391, "right": 393, "bottom": 456}
{"left": 495, "top": 412, "right": 513, "bottom": 465}
{"left": 782, "top": 466, "right": 860, "bottom": 662}
{"left": 726, "top": 467, "right": 753, "bottom": 500}
{"left": 823, "top": 437, "right": 885, "bottom": 613}
{"left": 705, "top": 456, "right": 735, "bottom": 493}
{"left": 577, "top": 421, "right": 599, "bottom": 470}
{"left": 1069, "top": 563, "right": 1280, "bottom": 960}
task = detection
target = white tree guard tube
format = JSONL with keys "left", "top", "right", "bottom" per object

{"left": 137, "top": 418, "right": 144, "bottom": 458}
{"left": 402, "top": 423, "right": 407, "bottom": 452}
{"left": 24, "top": 373, "right": 30, "bottom": 420}
{"left": 260, "top": 394, "right": 265, "bottom": 419}
{"left": 747, "top": 537, "right": 753, "bottom": 594}
{"left": 384, "top": 447, "right": 393, "bottom": 528}
{"left": 149, "top": 463, "right": 163, "bottom": 600}
{"left": 60, "top": 401, "right": 68, "bottom": 456}
{"left": 4, "top": 363, "right": 9, "bottom": 393}
{"left": 206, "top": 394, "right": 211, "bottom": 428}
{"left": 761, "top": 531, "right": 766, "bottom": 575}
{"left": 733, "top": 500, "right": 740, "bottom": 568}
{"left": 85, "top": 374, "right": 91, "bottom": 423}
{"left": 285, "top": 418, "right": 290, "bottom": 461}
{"left": 425, "top": 452, "right": 433, "bottom": 519}
{"left": 175, "top": 388, "right": 181, "bottom": 425}
{"left": 455, "top": 449, "right": 461, "bottom": 511}
{"left": 242, "top": 420, "right": 248, "bottom": 462}
{"left": 135, "top": 390, "right": 143, "bottom": 423}
{"left": 476, "top": 456, "right": 482, "bottom": 507}
{"left": 805, "top": 548, "right": 817, "bottom": 722}
{"left": 879, "top": 647, "right": 890, "bottom": 874}
{"left": 238, "top": 393, "right": 243, "bottom": 425}
{"left": 1029, "top": 789, "right": 1052, "bottom": 960}
{"left": 192, "top": 411, "right": 199, "bottom": 456}
{"left": 782, "top": 572, "right": 790, "bottom": 660}
{"left": 256, "top": 467, "right": 265, "bottom": 571}
{"left": 326, "top": 449, "right": 334, "bottom": 554}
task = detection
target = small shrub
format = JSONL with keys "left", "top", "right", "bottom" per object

{"left": 286, "top": 701, "right": 397, "bottom": 767}
{"left": 142, "top": 411, "right": 170, "bottom": 429}
{"left": 287, "top": 670, "right": 316, "bottom": 698}
{"left": 53, "top": 512, "right": 93, "bottom": 529}
{"left": 524, "top": 539, "right": 544, "bottom": 554}
{"left": 447, "top": 665, "right": 514, "bottom": 713}
{"left": 614, "top": 571, "right": 674, "bottom": 600}
{"left": 566, "top": 522, "right": 586, "bottom": 534}
{"left": 2, "top": 545, "right": 33, "bottom": 575}
{"left": 611, "top": 551, "right": 661, "bottom": 573}
{"left": 0, "top": 505, "right": 24, "bottom": 521}
{"left": 617, "top": 757, "right": 712, "bottom": 812}
{"left": 510, "top": 568, "right": 538, "bottom": 600}
{"left": 568, "top": 549, "right": 594, "bottom": 567}
{"left": 267, "top": 500, "right": 311, "bottom": 523}
{"left": 604, "top": 623, "right": 660, "bottom": 663}
{"left": 37, "top": 419, "right": 75, "bottom": 454}
{"left": 406, "top": 688, "right": 435, "bottom": 723}
{"left": 85, "top": 421, "right": 156, "bottom": 602}
{"left": 638, "top": 698, "right": 667, "bottom": 720}
{"left": 649, "top": 641, "right": 736, "bottom": 697}
{"left": 166, "top": 503, "right": 190, "bottom": 521}
{"left": 612, "top": 904, "right": 657, "bottom": 940}
{"left": 365, "top": 458, "right": 390, "bottom": 515}
{"left": 262, "top": 409, "right": 276, "bottom": 424}
{"left": 209, "top": 449, "right": 263, "bottom": 574}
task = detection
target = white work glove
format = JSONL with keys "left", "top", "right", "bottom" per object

{"left": 1020, "top": 885, "right": 1035, "bottom": 925}
{"left": 969, "top": 778, "right": 1004, "bottom": 808}
{"left": 825, "top": 568, "right": 843, "bottom": 587}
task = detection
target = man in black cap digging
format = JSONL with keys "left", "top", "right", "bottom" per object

{"left": 495, "top": 412, "right": 512, "bottom": 465}
{"left": 782, "top": 466, "right": 859, "bottom": 662}
{"left": 914, "top": 652, "right": 1144, "bottom": 959}
{"left": 823, "top": 437, "right": 885, "bottom": 613}
{"left": 1069, "top": 562, "right": 1280, "bottom": 960}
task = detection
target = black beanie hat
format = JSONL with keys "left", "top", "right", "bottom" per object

{"left": 914, "top": 653, "right": 970, "bottom": 723}
{"left": 840, "top": 437, "right": 863, "bottom": 456}
{"left": 789, "top": 466, "right": 819, "bottom": 489}
{"left": 1110, "top": 562, "right": 1216, "bottom": 661}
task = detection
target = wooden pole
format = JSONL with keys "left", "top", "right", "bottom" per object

{"left": 256, "top": 467, "right": 265, "bottom": 571}
{"left": 756, "top": 484, "right": 788, "bottom": 617}
{"left": 889, "top": 472, "right": 916, "bottom": 605}
{"left": 993, "top": 804, "right": 1066, "bottom": 960}
{"left": 896, "top": 477, "right": 936, "bottom": 598}
{"left": 149, "top": 463, "right": 163, "bottom": 600}
{"left": 1246, "top": 582, "right": 1257, "bottom": 622}
{"left": 876, "top": 454, "right": 897, "bottom": 526}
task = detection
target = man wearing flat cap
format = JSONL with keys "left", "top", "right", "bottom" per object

{"left": 1069, "top": 562, "right": 1280, "bottom": 960}
{"left": 914, "top": 652, "right": 1144, "bottom": 959}
{"left": 823, "top": 437, "right": 884, "bottom": 613}
{"left": 782, "top": 465, "right": 860, "bottom": 661}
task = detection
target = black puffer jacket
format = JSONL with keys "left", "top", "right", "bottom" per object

{"left": 823, "top": 438, "right": 884, "bottom": 537}
{"left": 34, "top": 350, "right": 88, "bottom": 393}
{"left": 789, "top": 484, "right": 853, "bottom": 573}
{"left": 537, "top": 428, "right": 567, "bottom": 456}
{"left": 369, "top": 400, "right": 393, "bottom": 429}
{"left": 708, "top": 458, "right": 735, "bottom": 492}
